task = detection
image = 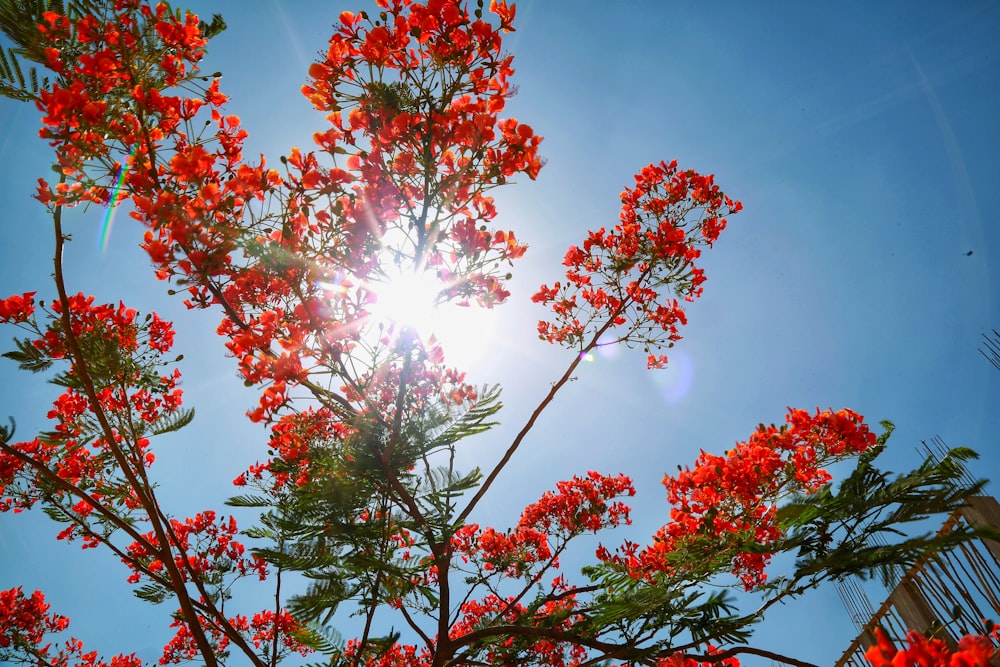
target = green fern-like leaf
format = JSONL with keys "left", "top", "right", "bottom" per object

{"left": 3, "top": 338, "right": 54, "bottom": 374}
{"left": 0, "top": 416, "right": 14, "bottom": 445}
{"left": 133, "top": 583, "right": 169, "bottom": 604}
{"left": 226, "top": 493, "right": 272, "bottom": 508}
{"left": 287, "top": 576, "right": 352, "bottom": 625}
{"left": 297, "top": 622, "right": 345, "bottom": 656}
{"left": 0, "top": 0, "right": 60, "bottom": 100}
{"left": 150, "top": 407, "right": 195, "bottom": 436}
{"left": 198, "top": 13, "right": 226, "bottom": 40}
{"left": 784, "top": 441, "right": 990, "bottom": 587}
{"left": 427, "top": 384, "right": 502, "bottom": 451}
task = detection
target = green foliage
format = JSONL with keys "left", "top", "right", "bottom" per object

{"left": 777, "top": 427, "right": 990, "bottom": 589}
{"left": 0, "top": 416, "right": 14, "bottom": 446}
{"left": 229, "top": 387, "right": 504, "bottom": 632}
{"left": 150, "top": 407, "right": 195, "bottom": 436}
{"left": 0, "top": 0, "right": 99, "bottom": 100}
{"left": 296, "top": 624, "right": 345, "bottom": 664}
{"left": 576, "top": 423, "right": 992, "bottom": 657}
{"left": 2, "top": 338, "right": 53, "bottom": 374}
{"left": 198, "top": 13, "right": 226, "bottom": 40}
{"left": 0, "top": 0, "right": 52, "bottom": 100}
{"left": 427, "top": 384, "right": 502, "bottom": 450}
{"left": 364, "top": 81, "right": 419, "bottom": 114}
{"left": 133, "top": 582, "right": 170, "bottom": 605}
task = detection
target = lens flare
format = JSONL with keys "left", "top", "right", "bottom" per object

{"left": 648, "top": 348, "right": 695, "bottom": 404}
{"left": 99, "top": 145, "right": 139, "bottom": 255}
{"left": 367, "top": 265, "right": 444, "bottom": 337}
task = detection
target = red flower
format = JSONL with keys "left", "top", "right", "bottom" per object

{"left": 0, "top": 292, "right": 36, "bottom": 323}
{"left": 535, "top": 160, "right": 741, "bottom": 364}
{"left": 865, "top": 628, "right": 998, "bottom": 667}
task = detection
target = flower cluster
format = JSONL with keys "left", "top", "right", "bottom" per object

{"left": 449, "top": 589, "right": 588, "bottom": 666}
{"left": 233, "top": 407, "right": 352, "bottom": 489}
{"left": 124, "top": 510, "right": 267, "bottom": 585}
{"left": 518, "top": 471, "right": 634, "bottom": 537}
{"left": 32, "top": 1, "right": 215, "bottom": 208}
{"left": 451, "top": 472, "right": 633, "bottom": 578}
{"left": 533, "top": 160, "right": 741, "bottom": 368}
{"left": 299, "top": 0, "right": 539, "bottom": 308}
{"left": 0, "top": 587, "right": 142, "bottom": 667}
{"left": 653, "top": 647, "right": 740, "bottom": 667}
{"left": 337, "top": 639, "right": 430, "bottom": 667}
{"left": 194, "top": 0, "right": 544, "bottom": 428}
{"left": 0, "top": 294, "right": 182, "bottom": 522}
{"left": 865, "top": 628, "right": 997, "bottom": 667}
{"left": 598, "top": 408, "right": 876, "bottom": 589}
{"left": 0, "top": 586, "right": 68, "bottom": 651}
{"left": 161, "top": 608, "right": 312, "bottom": 664}
{"left": 0, "top": 293, "right": 37, "bottom": 324}
{"left": 31, "top": 0, "right": 283, "bottom": 388}
{"left": 451, "top": 522, "right": 551, "bottom": 578}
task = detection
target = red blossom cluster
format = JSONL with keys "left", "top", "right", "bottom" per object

{"left": 0, "top": 587, "right": 68, "bottom": 651}
{"left": 865, "top": 627, "right": 998, "bottom": 667}
{"left": 0, "top": 293, "right": 182, "bottom": 517}
{"left": 26, "top": 0, "right": 526, "bottom": 435}
{"left": 160, "top": 608, "right": 311, "bottom": 664}
{"left": 234, "top": 407, "right": 353, "bottom": 489}
{"left": 29, "top": 0, "right": 286, "bottom": 422}
{"left": 533, "top": 159, "right": 742, "bottom": 369}
{"left": 0, "top": 587, "right": 142, "bottom": 667}
{"left": 124, "top": 510, "right": 267, "bottom": 585}
{"left": 653, "top": 647, "right": 740, "bottom": 667}
{"left": 32, "top": 1, "right": 217, "bottom": 209}
{"left": 519, "top": 471, "right": 635, "bottom": 534}
{"left": 338, "top": 639, "right": 430, "bottom": 667}
{"left": 0, "top": 285, "right": 283, "bottom": 661}
{"left": 451, "top": 472, "right": 633, "bottom": 578}
{"left": 299, "top": 0, "right": 539, "bottom": 308}
{"left": 193, "top": 0, "right": 543, "bottom": 426}
{"left": 0, "top": 293, "right": 37, "bottom": 324}
{"left": 598, "top": 408, "right": 876, "bottom": 589}
{"left": 448, "top": 590, "right": 589, "bottom": 666}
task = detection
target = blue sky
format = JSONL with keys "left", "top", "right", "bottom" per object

{"left": 1, "top": 1, "right": 998, "bottom": 665}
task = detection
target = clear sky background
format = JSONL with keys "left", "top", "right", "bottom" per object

{"left": 1, "top": 1, "right": 998, "bottom": 665}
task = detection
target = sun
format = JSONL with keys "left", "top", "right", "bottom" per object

{"left": 367, "top": 264, "right": 445, "bottom": 338}
{"left": 366, "top": 264, "right": 500, "bottom": 368}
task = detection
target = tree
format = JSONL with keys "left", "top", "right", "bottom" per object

{"left": 0, "top": 1, "right": 996, "bottom": 666}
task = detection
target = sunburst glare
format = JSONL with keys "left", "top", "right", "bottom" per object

{"left": 366, "top": 263, "right": 500, "bottom": 368}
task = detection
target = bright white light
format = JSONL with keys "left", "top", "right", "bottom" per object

{"left": 367, "top": 265, "right": 444, "bottom": 338}
{"left": 366, "top": 265, "right": 500, "bottom": 368}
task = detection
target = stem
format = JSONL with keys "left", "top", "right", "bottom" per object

{"left": 493, "top": 537, "right": 574, "bottom": 624}
{"left": 446, "top": 624, "right": 648, "bottom": 665}
{"left": 688, "top": 646, "right": 820, "bottom": 667}
{"left": 352, "top": 495, "right": 391, "bottom": 667}
{"left": 51, "top": 200, "right": 226, "bottom": 667}
{"left": 400, "top": 603, "right": 434, "bottom": 654}
{"left": 271, "top": 563, "right": 282, "bottom": 667}
{"left": 456, "top": 311, "right": 624, "bottom": 526}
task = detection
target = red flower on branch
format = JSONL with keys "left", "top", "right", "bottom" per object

{"left": 865, "top": 627, "right": 998, "bottom": 667}
{"left": 534, "top": 160, "right": 742, "bottom": 368}
{"left": 0, "top": 587, "right": 142, "bottom": 667}
{"left": 599, "top": 408, "right": 876, "bottom": 589}
{"left": 0, "top": 293, "right": 36, "bottom": 324}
